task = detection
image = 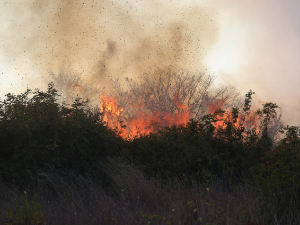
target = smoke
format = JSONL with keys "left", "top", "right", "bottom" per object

{"left": 1, "top": 0, "right": 219, "bottom": 99}
{"left": 2, "top": 0, "right": 299, "bottom": 130}
{"left": 204, "top": 0, "right": 300, "bottom": 127}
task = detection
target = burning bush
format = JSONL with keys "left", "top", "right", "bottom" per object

{"left": 101, "top": 69, "right": 242, "bottom": 139}
{"left": 45, "top": 69, "right": 284, "bottom": 187}
{"left": 0, "top": 71, "right": 285, "bottom": 192}
{"left": 123, "top": 89, "right": 283, "bottom": 187}
{"left": 0, "top": 77, "right": 294, "bottom": 224}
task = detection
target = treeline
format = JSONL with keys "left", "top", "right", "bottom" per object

{"left": 1, "top": 82, "right": 300, "bottom": 224}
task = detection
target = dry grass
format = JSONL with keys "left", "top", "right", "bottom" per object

{"left": 0, "top": 159, "right": 265, "bottom": 225}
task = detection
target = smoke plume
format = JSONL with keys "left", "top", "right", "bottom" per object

{"left": 1, "top": 0, "right": 219, "bottom": 99}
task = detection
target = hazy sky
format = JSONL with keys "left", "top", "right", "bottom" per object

{"left": 0, "top": 0, "right": 299, "bottom": 127}
{"left": 206, "top": 0, "right": 300, "bottom": 127}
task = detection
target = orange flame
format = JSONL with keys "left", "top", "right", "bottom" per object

{"left": 205, "top": 99, "right": 225, "bottom": 114}
{"left": 98, "top": 89, "right": 261, "bottom": 140}
{"left": 205, "top": 99, "right": 260, "bottom": 138}
{"left": 100, "top": 90, "right": 124, "bottom": 134}
{"left": 99, "top": 90, "right": 191, "bottom": 139}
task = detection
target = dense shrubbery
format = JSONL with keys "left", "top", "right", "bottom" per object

{"left": 0, "top": 83, "right": 282, "bottom": 189}
{"left": 0, "top": 83, "right": 123, "bottom": 186}
{"left": 250, "top": 126, "right": 300, "bottom": 224}
{"left": 125, "top": 120, "right": 214, "bottom": 183}
{"left": 1, "top": 82, "right": 300, "bottom": 224}
{"left": 125, "top": 91, "right": 280, "bottom": 187}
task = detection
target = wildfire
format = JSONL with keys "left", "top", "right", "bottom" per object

{"left": 100, "top": 90, "right": 124, "bottom": 134}
{"left": 99, "top": 90, "right": 191, "bottom": 139}
{"left": 98, "top": 88, "right": 260, "bottom": 140}
{"left": 205, "top": 99, "right": 225, "bottom": 114}
{"left": 205, "top": 99, "right": 260, "bottom": 138}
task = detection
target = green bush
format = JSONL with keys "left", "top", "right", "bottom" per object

{"left": 126, "top": 119, "right": 214, "bottom": 183}
{"left": 125, "top": 90, "right": 280, "bottom": 188}
{"left": 0, "top": 83, "right": 123, "bottom": 186}
{"left": 249, "top": 126, "right": 300, "bottom": 224}
{"left": 5, "top": 193, "right": 44, "bottom": 225}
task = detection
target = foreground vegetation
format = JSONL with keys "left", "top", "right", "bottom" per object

{"left": 0, "top": 82, "right": 299, "bottom": 224}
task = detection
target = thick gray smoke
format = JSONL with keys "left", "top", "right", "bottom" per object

{"left": 1, "top": 0, "right": 219, "bottom": 102}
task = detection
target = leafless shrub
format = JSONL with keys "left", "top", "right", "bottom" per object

{"left": 112, "top": 69, "right": 242, "bottom": 121}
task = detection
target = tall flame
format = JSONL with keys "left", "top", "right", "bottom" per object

{"left": 100, "top": 90, "right": 191, "bottom": 139}
{"left": 100, "top": 90, "right": 124, "bottom": 134}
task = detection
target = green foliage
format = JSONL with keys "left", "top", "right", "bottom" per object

{"left": 125, "top": 90, "right": 276, "bottom": 187}
{"left": 139, "top": 211, "right": 167, "bottom": 225}
{"left": 0, "top": 82, "right": 123, "bottom": 186}
{"left": 256, "top": 102, "right": 280, "bottom": 152}
{"left": 5, "top": 193, "right": 44, "bottom": 225}
{"left": 0, "top": 83, "right": 278, "bottom": 190}
{"left": 250, "top": 125, "right": 300, "bottom": 224}
{"left": 243, "top": 90, "right": 255, "bottom": 115}
{"left": 126, "top": 119, "right": 214, "bottom": 183}
{"left": 1, "top": 81, "right": 296, "bottom": 223}
{"left": 114, "top": 85, "right": 300, "bottom": 223}
{"left": 279, "top": 124, "right": 300, "bottom": 139}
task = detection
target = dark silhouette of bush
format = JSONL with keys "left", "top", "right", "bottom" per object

{"left": 126, "top": 119, "right": 214, "bottom": 184}
{"left": 0, "top": 83, "right": 123, "bottom": 187}
{"left": 124, "top": 90, "right": 281, "bottom": 188}
{"left": 249, "top": 125, "right": 300, "bottom": 224}
{"left": 126, "top": 118, "right": 252, "bottom": 187}
{"left": 0, "top": 81, "right": 284, "bottom": 193}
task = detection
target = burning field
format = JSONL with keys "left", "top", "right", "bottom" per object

{"left": 100, "top": 84, "right": 192, "bottom": 139}
{"left": 1, "top": 0, "right": 284, "bottom": 142}
{"left": 1, "top": 1, "right": 299, "bottom": 224}
{"left": 95, "top": 70, "right": 263, "bottom": 140}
